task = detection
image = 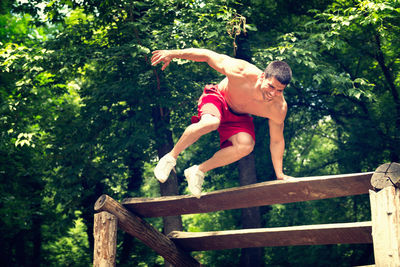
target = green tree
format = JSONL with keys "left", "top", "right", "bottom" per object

{"left": 36, "top": 0, "right": 242, "bottom": 265}
{"left": 0, "top": 11, "right": 78, "bottom": 266}
{"left": 2, "top": 0, "right": 396, "bottom": 266}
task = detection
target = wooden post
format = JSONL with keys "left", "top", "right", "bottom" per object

{"left": 371, "top": 162, "right": 400, "bottom": 189}
{"left": 93, "top": 211, "right": 118, "bottom": 267}
{"left": 94, "top": 194, "right": 200, "bottom": 267}
{"left": 369, "top": 186, "right": 400, "bottom": 266}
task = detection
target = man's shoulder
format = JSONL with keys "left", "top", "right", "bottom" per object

{"left": 277, "top": 98, "right": 288, "bottom": 115}
{"left": 269, "top": 98, "right": 287, "bottom": 123}
{"left": 243, "top": 62, "right": 263, "bottom": 77}
{"left": 280, "top": 98, "right": 288, "bottom": 111}
{"left": 226, "top": 59, "right": 262, "bottom": 80}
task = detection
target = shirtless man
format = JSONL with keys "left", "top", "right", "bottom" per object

{"left": 151, "top": 48, "right": 292, "bottom": 198}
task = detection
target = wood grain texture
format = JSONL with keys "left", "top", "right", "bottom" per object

{"left": 94, "top": 195, "right": 200, "bottom": 267}
{"left": 168, "top": 221, "right": 372, "bottom": 251}
{"left": 369, "top": 187, "right": 400, "bottom": 266}
{"left": 93, "top": 212, "right": 117, "bottom": 267}
{"left": 123, "top": 172, "right": 373, "bottom": 218}
{"left": 371, "top": 162, "right": 400, "bottom": 189}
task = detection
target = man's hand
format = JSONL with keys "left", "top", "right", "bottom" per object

{"left": 151, "top": 50, "right": 173, "bottom": 71}
{"left": 277, "top": 174, "right": 294, "bottom": 180}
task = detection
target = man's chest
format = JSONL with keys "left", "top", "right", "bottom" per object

{"left": 226, "top": 90, "right": 276, "bottom": 118}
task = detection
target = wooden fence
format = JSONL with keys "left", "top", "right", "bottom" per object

{"left": 93, "top": 164, "right": 400, "bottom": 266}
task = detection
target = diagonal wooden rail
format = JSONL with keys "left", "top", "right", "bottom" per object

{"left": 122, "top": 172, "right": 373, "bottom": 218}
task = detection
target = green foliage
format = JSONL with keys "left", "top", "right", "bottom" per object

{"left": 1, "top": 0, "right": 399, "bottom": 266}
{"left": 43, "top": 212, "right": 90, "bottom": 267}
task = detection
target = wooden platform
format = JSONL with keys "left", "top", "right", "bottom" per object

{"left": 122, "top": 172, "right": 373, "bottom": 218}
{"left": 168, "top": 221, "right": 373, "bottom": 251}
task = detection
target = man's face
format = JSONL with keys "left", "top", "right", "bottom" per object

{"left": 260, "top": 76, "right": 286, "bottom": 101}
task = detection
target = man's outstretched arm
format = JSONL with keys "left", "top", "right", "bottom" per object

{"left": 151, "top": 48, "right": 252, "bottom": 78}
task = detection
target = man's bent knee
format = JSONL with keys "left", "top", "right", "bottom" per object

{"left": 231, "top": 132, "right": 255, "bottom": 157}
{"left": 236, "top": 142, "right": 254, "bottom": 157}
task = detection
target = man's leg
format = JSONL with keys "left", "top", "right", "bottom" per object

{"left": 154, "top": 108, "right": 220, "bottom": 183}
{"left": 170, "top": 113, "right": 220, "bottom": 159}
{"left": 185, "top": 132, "right": 254, "bottom": 198}
{"left": 199, "top": 132, "right": 255, "bottom": 173}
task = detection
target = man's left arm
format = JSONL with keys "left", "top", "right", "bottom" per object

{"left": 268, "top": 119, "right": 289, "bottom": 180}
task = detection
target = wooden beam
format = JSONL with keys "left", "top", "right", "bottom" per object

{"left": 94, "top": 195, "right": 200, "bottom": 267}
{"left": 93, "top": 212, "right": 117, "bottom": 267}
{"left": 122, "top": 172, "right": 373, "bottom": 218}
{"left": 168, "top": 221, "right": 372, "bottom": 251}
{"left": 369, "top": 186, "right": 400, "bottom": 266}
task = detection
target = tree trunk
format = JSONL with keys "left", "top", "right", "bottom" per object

{"left": 32, "top": 213, "right": 42, "bottom": 267}
{"left": 158, "top": 141, "right": 183, "bottom": 267}
{"left": 152, "top": 104, "right": 183, "bottom": 267}
{"left": 15, "top": 230, "right": 27, "bottom": 267}
{"left": 130, "top": 9, "right": 183, "bottom": 263}
{"left": 235, "top": 29, "right": 263, "bottom": 267}
{"left": 238, "top": 153, "right": 263, "bottom": 267}
{"left": 81, "top": 170, "right": 105, "bottom": 265}
{"left": 373, "top": 33, "right": 400, "bottom": 162}
{"left": 158, "top": 142, "right": 183, "bottom": 233}
{"left": 120, "top": 156, "right": 144, "bottom": 265}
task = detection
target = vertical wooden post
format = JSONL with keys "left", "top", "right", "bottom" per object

{"left": 94, "top": 211, "right": 118, "bottom": 267}
{"left": 369, "top": 186, "right": 400, "bottom": 266}
{"left": 95, "top": 195, "right": 200, "bottom": 266}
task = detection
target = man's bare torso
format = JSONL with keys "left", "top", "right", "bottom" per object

{"left": 218, "top": 74, "right": 287, "bottom": 124}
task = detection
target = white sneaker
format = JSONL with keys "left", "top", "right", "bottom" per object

{"left": 154, "top": 154, "right": 176, "bottom": 183}
{"left": 184, "top": 165, "right": 205, "bottom": 199}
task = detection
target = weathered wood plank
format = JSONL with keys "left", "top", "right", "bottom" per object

{"left": 122, "top": 172, "right": 373, "bottom": 218}
{"left": 168, "top": 221, "right": 373, "bottom": 251}
{"left": 369, "top": 187, "right": 400, "bottom": 266}
{"left": 94, "top": 195, "right": 200, "bottom": 267}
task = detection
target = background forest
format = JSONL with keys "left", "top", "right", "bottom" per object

{"left": 1, "top": 0, "right": 399, "bottom": 266}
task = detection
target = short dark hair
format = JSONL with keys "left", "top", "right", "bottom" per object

{"left": 264, "top": 61, "right": 292, "bottom": 85}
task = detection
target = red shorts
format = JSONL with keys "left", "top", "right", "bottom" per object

{"left": 191, "top": 84, "right": 255, "bottom": 148}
